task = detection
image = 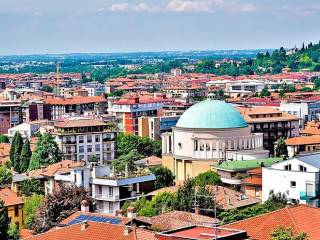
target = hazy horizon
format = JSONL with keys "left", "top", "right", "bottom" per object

{"left": 1, "top": 0, "right": 320, "bottom": 55}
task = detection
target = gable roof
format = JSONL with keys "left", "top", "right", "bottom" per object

{"left": 225, "top": 205, "right": 320, "bottom": 240}
{"left": 295, "top": 153, "right": 320, "bottom": 169}
{"left": 24, "top": 222, "right": 155, "bottom": 240}
{"left": 137, "top": 210, "right": 219, "bottom": 231}
{"left": 0, "top": 187, "right": 23, "bottom": 207}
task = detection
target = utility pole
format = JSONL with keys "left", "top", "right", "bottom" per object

{"left": 193, "top": 186, "right": 218, "bottom": 240}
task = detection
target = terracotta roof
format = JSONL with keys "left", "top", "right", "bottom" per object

{"left": 29, "top": 160, "right": 84, "bottom": 178}
{"left": 24, "top": 222, "right": 155, "bottom": 240}
{"left": 0, "top": 188, "right": 23, "bottom": 207}
{"left": 237, "top": 106, "right": 299, "bottom": 123}
{"left": 206, "top": 186, "right": 260, "bottom": 210}
{"left": 137, "top": 211, "right": 219, "bottom": 231}
{"left": 54, "top": 119, "right": 106, "bottom": 128}
{"left": 135, "top": 156, "right": 162, "bottom": 167}
{"left": 21, "top": 229, "right": 34, "bottom": 239}
{"left": 45, "top": 96, "right": 106, "bottom": 105}
{"left": 285, "top": 136, "right": 320, "bottom": 146}
{"left": 0, "top": 143, "right": 10, "bottom": 165}
{"left": 225, "top": 205, "right": 320, "bottom": 240}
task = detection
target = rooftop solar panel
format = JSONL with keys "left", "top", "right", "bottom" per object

{"left": 68, "top": 214, "right": 122, "bottom": 225}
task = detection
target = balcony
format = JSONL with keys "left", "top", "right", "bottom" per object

{"left": 94, "top": 194, "right": 120, "bottom": 201}
{"left": 299, "top": 191, "right": 319, "bottom": 201}
{"left": 63, "top": 141, "right": 77, "bottom": 145}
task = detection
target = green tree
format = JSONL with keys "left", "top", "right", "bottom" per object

{"left": 194, "top": 171, "right": 222, "bottom": 187}
{"left": 0, "top": 200, "right": 10, "bottom": 240}
{"left": 276, "top": 137, "right": 288, "bottom": 157}
{"left": 9, "top": 132, "right": 23, "bottom": 172}
{"left": 173, "top": 178, "right": 195, "bottom": 212}
{"left": 0, "top": 166, "right": 12, "bottom": 186}
{"left": 150, "top": 166, "right": 174, "bottom": 189}
{"left": 7, "top": 223, "right": 20, "bottom": 240}
{"left": 20, "top": 138, "right": 32, "bottom": 173}
{"left": 28, "top": 133, "right": 63, "bottom": 171}
{"left": 260, "top": 87, "right": 271, "bottom": 97}
{"left": 112, "top": 149, "right": 143, "bottom": 172}
{"left": 116, "top": 133, "right": 161, "bottom": 158}
{"left": 24, "top": 194, "right": 45, "bottom": 229}
{"left": 0, "top": 135, "right": 9, "bottom": 143}
{"left": 301, "top": 87, "right": 312, "bottom": 92}
{"left": 33, "top": 184, "right": 92, "bottom": 233}
{"left": 40, "top": 85, "right": 53, "bottom": 93}
{"left": 271, "top": 227, "right": 307, "bottom": 240}
{"left": 19, "top": 178, "right": 45, "bottom": 196}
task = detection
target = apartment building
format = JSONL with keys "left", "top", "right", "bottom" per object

{"left": 108, "top": 96, "right": 172, "bottom": 135}
{"left": 54, "top": 118, "right": 116, "bottom": 164}
{"left": 0, "top": 100, "right": 23, "bottom": 134}
{"left": 45, "top": 96, "right": 107, "bottom": 120}
{"left": 91, "top": 166, "right": 156, "bottom": 215}
{"left": 262, "top": 154, "right": 320, "bottom": 207}
{"left": 237, "top": 106, "right": 299, "bottom": 154}
{"left": 279, "top": 100, "right": 320, "bottom": 127}
{"left": 138, "top": 116, "right": 179, "bottom": 140}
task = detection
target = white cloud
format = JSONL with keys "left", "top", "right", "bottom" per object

{"left": 132, "top": 3, "right": 161, "bottom": 12}
{"left": 166, "top": 0, "right": 218, "bottom": 13}
{"left": 166, "top": 0, "right": 256, "bottom": 13}
{"left": 109, "top": 3, "right": 129, "bottom": 12}
{"left": 106, "top": 0, "right": 255, "bottom": 13}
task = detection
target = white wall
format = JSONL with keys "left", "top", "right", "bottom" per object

{"left": 262, "top": 159, "right": 320, "bottom": 205}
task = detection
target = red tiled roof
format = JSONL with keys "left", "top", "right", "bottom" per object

{"left": 24, "top": 222, "right": 155, "bottom": 240}
{"left": 54, "top": 119, "right": 106, "bottom": 128}
{"left": 285, "top": 136, "right": 320, "bottom": 146}
{"left": 225, "top": 205, "right": 320, "bottom": 240}
{"left": 0, "top": 188, "right": 23, "bottom": 207}
{"left": 45, "top": 96, "right": 106, "bottom": 105}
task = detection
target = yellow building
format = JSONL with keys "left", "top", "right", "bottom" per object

{"left": 0, "top": 187, "right": 24, "bottom": 229}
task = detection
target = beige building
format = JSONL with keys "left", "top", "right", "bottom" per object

{"left": 54, "top": 118, "right": 116, "bottom": 164}
{"left": 162, "top": 100, "right": 268, "bottom": 182}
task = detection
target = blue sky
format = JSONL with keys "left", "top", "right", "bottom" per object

{"left": 0, "top": 0, "right": 320, "bottom": 55}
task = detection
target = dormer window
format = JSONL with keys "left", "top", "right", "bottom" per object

{"left": 299, "top": 165, "right": 307, "bottom": 172}
{"left": 284, "top": 164, "right": 292, "bottom": 171}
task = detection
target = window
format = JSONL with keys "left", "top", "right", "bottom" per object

{"left": 79, "top": 146, "right": 84, "bottom": 153}
{"left": 87, "top": 145, "right": 92, "bottom": 153}
{"left": 79, "top": 155, "right": 84, "bottom": 160}
{"left": 96, "top": 154, "right": 100, "bottom": 160}
{"left": 95, "top": 135, "right": 100, "bottom": 142}
{"left": 299, "top": 165, "right": 307, "bottom": 172}
{"left": 79, "top": 136, "right": 84, "bottom": 144}
{"left": 87, "top": 135, "right": 92, "bottom": 143}
{"left": 284, "top": 164, "right": 292, "bottom": 171}
{"left": 109, "top": 187, "right": 113, "bottom": 197}
{"left": 95, "top": 144, "right": 100, "bottom": 152}
{"left": 14, "top": 206, "right": 19, "bottom": 217}
{"left": 109, "top": 202, "right": 114, "bottom": 213}
{"left": 306, "top": 183, "right": 314, "bottom": 196}
{"left": 290, "top": 181, "right": 296, "bottom": 188}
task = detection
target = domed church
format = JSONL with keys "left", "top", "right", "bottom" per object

{"left": 162, "top": 100, "right": 268, "bottom": 181}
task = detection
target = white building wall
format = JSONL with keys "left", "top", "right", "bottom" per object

{"left": 262, "top": 159, "right": 320, "bottom": 206}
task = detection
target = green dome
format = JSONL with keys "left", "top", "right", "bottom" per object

{"left": 176, "top": 100, "right": 247, "bottom": 129}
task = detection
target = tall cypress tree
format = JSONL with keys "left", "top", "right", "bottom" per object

{"left": 0, "top": 200, "right": 10, "bottom": 240}
{"left": 13, "top": 133, "right": 23, "bottom": 173}
{"left": 20, "top": 138, "right": 32, "bottom": 173}
{"left": 9, "top": 132, "right": 18, "bottom": 168}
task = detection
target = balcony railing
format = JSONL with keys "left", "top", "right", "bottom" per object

{"left": 299, "top": 191, "right": 318, "bottom": 201}
{"left": 94, "top": 194, "right": 120, "bottom": 201}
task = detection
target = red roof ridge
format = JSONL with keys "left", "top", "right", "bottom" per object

{"left": 224, "top": 205, "right": 292, "bottom": 226}
{"left": 286, "top": 207, "right": 300, "bottom": 234}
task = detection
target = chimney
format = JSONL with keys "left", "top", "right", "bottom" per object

{"left": 81, "top": 200, "right": 90, "bottom": 212}
{"left": 80, "top": 220, "right": 89, "bottom": 230}
{"left": 127, "top": 206, "right": 137, "bottom": 219}
{"left": 124, "top": 226, "right": 132, "bottom": 236}
{"left": 115, "top": 209, "right": 124, "bottom": 217}
{"left": 194, "top": 205, "right": 200, "bottom": 215}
